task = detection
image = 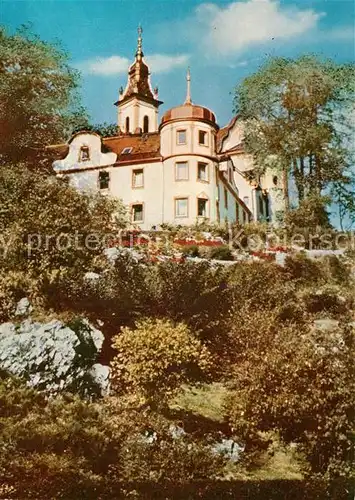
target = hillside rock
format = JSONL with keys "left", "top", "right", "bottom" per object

{"left": 0, "top": 318, "right": 109, "bottom": 397}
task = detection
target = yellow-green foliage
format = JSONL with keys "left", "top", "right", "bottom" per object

{"left": 0, "top": 374, "right": 225, "bottom": 499}
{"left": 111, "top": 319, "right": 213, "bottom": 406}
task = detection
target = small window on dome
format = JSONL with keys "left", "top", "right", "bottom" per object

{"left": 198, "top": 130, "right": 208, "bottom": 145}
{"left": 177, "top": 130, "right": 186, "bottom": 145}
{"left": 273, "top": 175, "right": 278, "bottom": 186}
{"left": 79, "top": 145, "right": 90, "bottom": 162}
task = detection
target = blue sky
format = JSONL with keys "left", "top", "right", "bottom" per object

{"left": 1, "top": 0, "right": 354, "bottom": 128}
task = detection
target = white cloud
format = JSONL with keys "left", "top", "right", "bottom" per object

{"left": 194, "top": 0, "right": 323, "bottom": 56}
{"left": 145, "top": 54, "right": 189, "bottom": 73}
{"left": 78, "top": 53, "right": 189, "bottom": 76}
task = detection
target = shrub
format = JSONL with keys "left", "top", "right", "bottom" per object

{"left": 209, "top": 245, "right": 234, "bottom": 261}
{"left": 149, "top": 260, "right": 234, "bottom": 350}
{"left": 180, "top": 244, "right": 200, "bottom": 258}
{"left": 284, "top": 253, "right": 323, "bottom": 284}
{"left": 303, "top": 288, "right": 350, "bottom": 315}
{"left": 284, "top": 196, "right": 332, "bottom": 234}
{"left": 111, "top": 318, "right": 213, "bottom": 407}
{"left": 226, "top": 322, "right": 355, "bottom": 482}
{"left": 0, "top": 374, "right": 225, "bottom": 499}
{"left": 228, "top": 261, "right": 296, "bottom": 312}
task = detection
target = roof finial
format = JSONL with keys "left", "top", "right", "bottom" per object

{"left": 136, "top": 25, "right": 143, "bottom": 59}
{"left": 184, "top": 66, "right": 192, "bottom": 105}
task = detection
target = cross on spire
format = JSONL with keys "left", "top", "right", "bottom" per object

{"left": 184, "top": 66, "right": 192, "bottom": 105}
{"left": 136, "top": 25, "right": 143, "bottom": 58}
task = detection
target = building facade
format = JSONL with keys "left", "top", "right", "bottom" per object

{"left": 51, "top": 28, "right": 282, "bottom": 230}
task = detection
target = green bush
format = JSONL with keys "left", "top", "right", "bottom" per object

{"left": 228, "top": 261, "right": 296, "bottom": 312}
{"left": 181, "top": 244, "right": 200, "bottom": 258}
{"left": 226, "top": 322, "right": 355, "bottom": 482}
{"left": 209, "top": 245, "right": 234, "bottom": 261}
{"left": 284, "top": 253, "right": 324, "bottom": 284}
{"left": 111, "top": 318, "right": 213, "bottom": 407}
{"left": 0, "top": 374, "right": 224, "bottom": 499}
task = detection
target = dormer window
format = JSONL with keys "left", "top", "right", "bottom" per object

{"left": 121, "top": 147, "right": 133, "bottom": 155}
{"left": 79, "top": 145, "right": 90, "bottom": 162}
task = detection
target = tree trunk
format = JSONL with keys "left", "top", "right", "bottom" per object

{"left": 282, "top": 165, "right": 290, "bottom": 213}
{"left": 293, "top": 157, "right": 305, "bottom": 203}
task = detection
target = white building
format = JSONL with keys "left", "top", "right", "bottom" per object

{"left": 51, "top": 28, "right": 282, "bottom": 230}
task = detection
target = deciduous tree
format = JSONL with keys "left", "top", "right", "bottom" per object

{"left": 234, "top": 56, "right": 355, "bottom": 214}
{"left": 0, "top": 25, "right": 88, "bottom": 166}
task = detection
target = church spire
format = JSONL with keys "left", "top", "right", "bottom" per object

{"left": 136, "top": 25, "right": 143, "bottom": 59}
{"left": 184, "top": 66, "right": 192, "bottom": 105}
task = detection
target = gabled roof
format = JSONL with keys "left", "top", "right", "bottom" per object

{"left": 47, "top": 132, "right": 161, "bottom": 165}
{"left": 216, "top": 115, "right": 239, "bottom": 152}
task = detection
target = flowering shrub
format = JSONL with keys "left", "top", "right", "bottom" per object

{"left": 251, "top": 251, "right": 276, "bottom": 261}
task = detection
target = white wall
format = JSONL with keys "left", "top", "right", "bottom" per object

{"left": 161, "top": 156, "right": 218, "bottom": 225}
{"left": 221, "top": 121, "right": 244, "bottom": 152}
{"left": 160, "top": 119, "right": 216, "bottom": 158}
{"left": 118, "top": 98, "right": 158, "bottom": 133}
{"left": 53, "top": 133, "right": 117, "bottom": 174}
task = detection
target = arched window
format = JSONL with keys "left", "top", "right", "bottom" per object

{"left": 125, "top": 116, "right": 130, "bottom": 133}
{"left": 143, "top": 115, "right": 149, "bottom": 133}
{"left": 79, "top": 145, "right": 90, "bottom": 162}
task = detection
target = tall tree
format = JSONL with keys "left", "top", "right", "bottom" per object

{"left": 234, "top": 56, "right": 355, "bottom": 213}
{"left": 0, "top": 24, "right": 88, "bottom": 167}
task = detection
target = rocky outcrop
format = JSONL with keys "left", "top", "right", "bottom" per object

{"left": 0, "top": 316, "right": 109, "bottom": 397}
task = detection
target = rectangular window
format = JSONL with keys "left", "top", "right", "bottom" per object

{"left": 98, "top": 171, "right": 110, "bottom": 190}
{"left": 197, "top": 162, "right": 208, "bottom": 182}
{"left": 132, "top": 168, "right": 144, "bottom": 188}
{"left": 177, "top": 130, "right": 187, "bottom": 145}
{"left": 224, "top": 187, "right": 228, "bottom": 209}
{"left": 132, "top": 203, "right": 144, "bottom": 222}
{"left": 243, "top": 196, "right": 250, "bottom": 206}
{"left": 175, "top": 161, "right": 188, "bottom": 181}
{"left": 197, "top": 198, "right": 208, "bottom": 217}
{"left": 235, "top": 202, "right": 239, "bottom": 222}
{"left": 175, "top": 198, "right": 188, "bottom": 218}
{"left": 198, "top": 130, "right": 207, "bottom": 145}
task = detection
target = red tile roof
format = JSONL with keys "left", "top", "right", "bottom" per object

{"left": 47, "top": 132, "right": 161, "bottom": 165}
{"left": 102, "top": 132, "right": 160, "bottom": 160}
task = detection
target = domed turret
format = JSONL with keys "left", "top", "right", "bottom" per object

{"left": 160, "top": 68, "right": 217, "bottom": 128}
{"left": 161, "top": 104, "right": 216, "bottom": 127}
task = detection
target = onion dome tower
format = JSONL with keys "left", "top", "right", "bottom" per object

{"left": 115, "top": 26, "right": 163, "bottom": 134}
